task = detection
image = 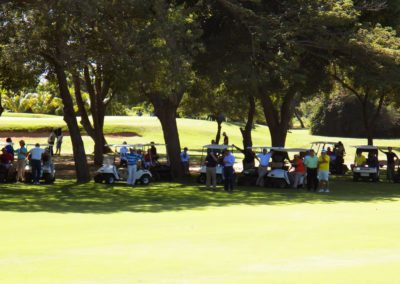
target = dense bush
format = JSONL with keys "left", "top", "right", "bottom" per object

{"left": 311, "top": 95, "right": 400, "bottom": 138}
{"left": 105, "top": 101, "right": 129, "bottom": 116}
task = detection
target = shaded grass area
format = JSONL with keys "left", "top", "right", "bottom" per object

{"left": 1, "top": 179, "right": 400, "bottom": 214}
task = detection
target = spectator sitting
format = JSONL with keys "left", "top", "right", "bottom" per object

{"left": 366, "top": 153, "right": 379, "bottom": 168}
{"left": 0, "top": 148, "right": 13, "bottom": 169}
{"left": 119, "top": 141, "right": 129, "bottom": 167}
{"left": 352, "top": 151, "right": 366, "bottom": 170}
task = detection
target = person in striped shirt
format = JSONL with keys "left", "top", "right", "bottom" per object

{"left": 126, "top": 148, "right": 143, "bottom": 186}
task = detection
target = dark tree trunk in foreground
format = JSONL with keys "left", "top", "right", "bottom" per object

{"left": 215, "top": 121, "right": 222, "bottom": 144}
{"left": 0, "top": 93, "right": 4, "bottom": 116}
{"left": 240, "top": 94, "right": 255, "bottom": 149}
{"left": 54, "top": 65, "right": 91, "bottom": 182}
{"left": 260, "top": 88, "right": 297, "bottom": 147}
{"left": 73, "top": 66, "right": 111, "bottom": 166}
{"left": 149, "top": 93, "right": 184, "bottom": 178}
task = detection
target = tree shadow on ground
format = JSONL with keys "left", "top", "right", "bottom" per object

{"left": 0, "top": 179, "right": 399, "bottom": 214}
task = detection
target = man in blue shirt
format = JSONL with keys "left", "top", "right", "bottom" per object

{"left": 16, "top": 140, "right": 28, "bottom": 182}
{"left": 126, "top": 148, "right": 143, "bottom": 186}
{"left": 180, "top": 147, "right": 190, "bottom": 175}
{"left": 222, "top": 149, "right": 235, "bottom": 192}
{"left": 256, "top": 148, "right": 272, "bottom": 187}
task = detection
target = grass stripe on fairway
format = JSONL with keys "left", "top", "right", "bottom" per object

{"left": 1, "top": 180, "right": 400, "bottom": 283}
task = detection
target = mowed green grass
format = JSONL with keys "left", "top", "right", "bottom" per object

{"left": 1, "top": 180, "right": 400, "bottom": 283}
{"left": 1, "top": 113, "right": 400, "bottom": 162}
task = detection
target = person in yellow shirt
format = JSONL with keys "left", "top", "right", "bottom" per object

{"left": 353, "top": 151, "right": 367, "bottom": 168}
{"left": 318, "top": 150, "right": 331, "bottom": 193}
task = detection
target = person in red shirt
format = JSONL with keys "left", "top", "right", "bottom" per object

{"left": 0, "top": 148, "right": 13, "bottom": 172}
{"left": 291, "top": 154, "right": 306, "bottom": 189}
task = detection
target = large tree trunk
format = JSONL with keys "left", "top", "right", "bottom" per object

{"left": 260, "top": 89, "right": 297, "bottom": 147}
{"left": 150, "top": 93, "right": 184, "bottom": 178}
{"left": 0, "top": 93, "right": 4, "bottom": 116}
{"left": 241, "top": 94, "right": 255, "bottom": 149}
{"left": 215, "top": 121, "right": 222, "bottom": 144}
{"left": 54, "top": 65, "right": 91, "bottom": 182}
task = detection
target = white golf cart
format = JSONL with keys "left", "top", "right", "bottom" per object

{"left": 24, "top": 144, "right": 56, "bottom": 184}
{"left": 0, "top": 142, "right": 17, "bottom": 183}
{"left": 352, "top": 145, "right": 380, "bottom": 182}
{"left": 238, "top": 147, "right": 308, "bottom": 188}
{"left": 197, "top": 144, "right": 234, "bottom": 184}
{"left": 94, "top": 144, "right": 152, "bottom": 185}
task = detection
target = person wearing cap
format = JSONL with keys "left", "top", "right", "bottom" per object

{"left": 16, "top": 140, "right": 28, "bottom": 182}
{"left": 318, "top": 150, "right": 331, "bottom": 193}
{"left": 222, "top": 149, "right": 235, "bottom": 192}
{"left": 5, "top": 137, "right": 14, "bottom": 157}
{"left": 256, "top": 148, "right": 272, "bottom": 187}
{"left": 126, "top": 148, "right": 143, "bottom": 186}
{"left": 29, "top": 143, "right": 45, "bottom": 185}
{"left": 379, "top": 147, "right": 398, "bottom": 181}
{"left": 180, "top": 147, "right": 190, "bottom": 175}
{"left": 119, "top": 141, "right": 129, "bottom": 167}
{"left": 304, "top": 149, "right": 318, "bottom": 192}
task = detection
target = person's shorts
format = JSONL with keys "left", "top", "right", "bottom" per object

{"left": 318, "top": 170, "right": 329, "bottom": 181}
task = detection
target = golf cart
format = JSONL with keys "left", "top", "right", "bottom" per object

{"left": 311, "top": 141, "right": 348, "bottom": 175}
{"left": 0, "top": 142, "right": 17, "bottom": 183}
{"left": 94, "top": 144, "right": 152, "bottom": 185}
{"left": 352, "top": 146, "right": 380, "bottom": 182}
{"left": 142, "top": 143, "right": 172, "bottom": 181}
{"left": 197, "top": 144, "right": 234, "bottom": 185}
{"left": 24, "top": 144, "right": 56, "bottom": 184}
{"left": 237, "top": 147, "right": 308, "bottom": 188}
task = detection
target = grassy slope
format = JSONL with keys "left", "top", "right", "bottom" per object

{"left": 1, "top": 113, "right": 399, "bottom": 161}
{"left": 1, "top": 180, "right": 400, "bottom": 283}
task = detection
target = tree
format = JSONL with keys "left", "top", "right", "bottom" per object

{"left": 0, "top": 1, "right": 91, "bottom": 182}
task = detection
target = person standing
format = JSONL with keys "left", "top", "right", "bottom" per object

{"left": 318, "top": 150, "right": 330, "bottom": 193}
{"left": 223, "top": 132, "right": 229, "bottom": 145}
{"left": 126, "top": 148, "right": 143, "bottom": 186}
{"left": 47, "top": 129, "right": 56, "bottom": 156}
{"left": 304, "top": 149, "right": 319, "bottom": 192}
{"left": 222, "top": 149, "right": 235, "bottom": 192}
{"left": 29, "top": 143, "right": 45, "bottom": 185}
{"left": 5, "top": 138, "right": 14, "bottom": 161}
{"left": 180, "top": 147, "right": 190, "bottom": 175}
{"left": 55, "top": 128, "right": 63, "bottom": 156}
{"left": 379, "top": 147, "right": 398, "bottom": 182}
{"left": 291, "top": 154, "right": 306, "bottom": 189}
{"left": 119, "top": 141, "right": 129, "bottom": 167}
{"left": 16, "top": 140, "right": 28, "bottom": 182}
{"left": 205, "top": 150, "right": 217, "bottom": 190}
{"left": 256, "top": 148, "right": 272, "bottom": 187}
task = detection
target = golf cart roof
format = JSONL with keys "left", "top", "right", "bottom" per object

{"left": 311, "top": 141, "right": 338, "bottom": 145}
{"left": 203, "top": 144, "right": 232, "bottom": 150}
{"left": 106, "top": 144, "right": 143, "bottom": 148}
{"left": 0, "top": 142, "right": 13, "bottom": 146}
{"left": 353, "top": 145, "right": 378, "bottom": 150}
{"left": 249, "top": 146, "right": 309, "bottom": 152}
{"left": 142, "top": 143, "right": 166, "bottom": 147}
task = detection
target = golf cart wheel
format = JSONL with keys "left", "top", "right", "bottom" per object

{"left": 276, "top": 179, "right": 287, "bottom": 189}
{"left": 94, "top": 174, "right": 104, "bottom": 184}
{"left": 105, "top": 174, "right": 115, "bottom": 184}
{"left": 197, "top": 174, "right": 206, "bottom": 184}
{"left": 140, "top": 174, "right": 151, "bottom": 185}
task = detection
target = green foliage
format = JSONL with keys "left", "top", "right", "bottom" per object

{"left": 2, "top": 91, "right": 63, "bottom": 115}
{"left": 105, "top": 101, "right": 129, "bottom": 116}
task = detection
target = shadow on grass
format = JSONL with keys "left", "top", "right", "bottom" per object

{"left": 0, "top": 178, "right": 399, "bottom": 213}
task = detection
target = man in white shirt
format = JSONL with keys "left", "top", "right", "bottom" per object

{"left": 180, "top": 147, "right": 190, "bottom": 175}
{"left": 29, "top": 143, "right": 45, "bottom": 185}
{"left": 256, "top": 148, "right": 272, "bottom": 187}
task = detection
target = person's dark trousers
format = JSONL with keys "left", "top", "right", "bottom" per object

{"left": 387, "top": 162, "right": 395, "bottom": 181}
{"left": 306, "top": 168, "right": 318, "bottom": 192}
{"left": 31, "top": 159, "right": 42, "bottom": 184}
{"left": 48, "top": 145, "right": 54, "bottom": 156}
{"left": 224, "top": 166, "right": 234, "bottom": 192}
